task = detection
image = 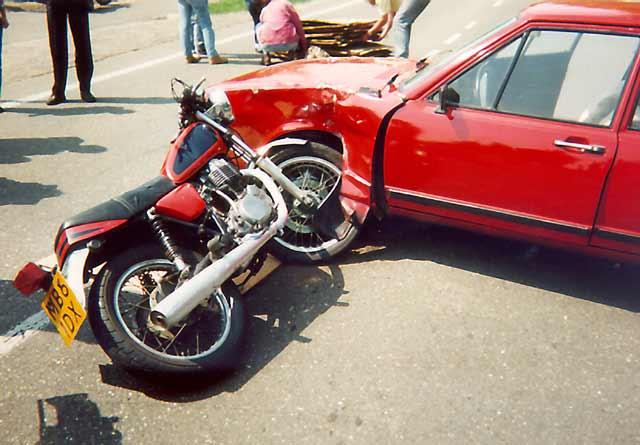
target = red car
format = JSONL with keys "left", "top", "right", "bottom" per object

{"left": 208, "top": 0, "right": 640, "bottom": 263}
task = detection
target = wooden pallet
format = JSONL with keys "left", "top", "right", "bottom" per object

{"left": 302, "top": 19, "right": 393, "bottom": 57}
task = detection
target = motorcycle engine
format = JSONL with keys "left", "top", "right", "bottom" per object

{"left": 198, "top": 159, "right": 275, "bottom": 237}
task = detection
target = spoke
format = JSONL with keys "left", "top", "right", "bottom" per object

{"left": 162, "top": 323, "right": 187, "bottom": 353}
{"left": 316, "top": 177, "right": 338, "bottom": 195}
{"left": 120, "top": 298, "right": 151, "bottom": 315}
{"left": 301, "top": 170, "right": 312, "bottom": 190}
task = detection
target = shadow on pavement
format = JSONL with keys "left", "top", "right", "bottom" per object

{"left": 37, "top": 393, "right": 122, "bottom": 445}
{"left": 6, "top": 105, "right": 134, "bottom": 118}
{"left": 98, "top": 263, "right": 347, "bottom": 401}
{"left": 92, "top": 3, "right": 130, "bottom": 14}
{"left": 0, "top": 136, "right": 107, "bottom": 164}
{"left": 96, "top": 96, "right": 175, "bottom": 105}
{"left": 0, "top": 278, "right": 98, "bottom": 346}
{"left": 223, "top": 53, "right": 262, "bottom": 65}
{"left": 0, "top": 177, "right": 61, "bottom": 205}
{"left": 347, "top": 217, "right": 640, "bottom": 313}
{"left": 96, "top": 217, "right": 640, "bottom": 398}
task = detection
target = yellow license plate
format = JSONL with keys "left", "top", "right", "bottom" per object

{"left": 41, "top": 271, "right": 87, "bottom": 346}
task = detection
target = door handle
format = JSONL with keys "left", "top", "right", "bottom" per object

{"left": 554, "top": 139, "right": 606, "bottom": 155}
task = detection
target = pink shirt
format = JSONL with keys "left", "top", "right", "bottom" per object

{"left": 258, "top": 0, "right": 306, "bottom": 46}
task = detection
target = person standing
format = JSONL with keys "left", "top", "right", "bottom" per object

{"left": 178, "top": 0, "right": 227, "bottom": 65}
{"left": 46, "top": 0, "right": 96, "bottom": 105}
{"left": 245, "top": 0, "right": 263, "bottom": 48}
{"left": 0, "top": 0, "right": 9, "bottom": 113}
{"left": 392, "top": 0, "right": 430, "bottom": 58}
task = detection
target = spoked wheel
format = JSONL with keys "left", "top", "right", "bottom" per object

{"left": 269, "top": 142, "right": 360, "bottom": 263}
{"left": 89, "top": 244, "right": 245, "bottom": 377}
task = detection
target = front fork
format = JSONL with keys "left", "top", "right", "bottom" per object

{"left": 194, "top": 111, "right": 320, "bottom": 209}
{"left": 253, "top": 155, "right": 319, "bottom": 209}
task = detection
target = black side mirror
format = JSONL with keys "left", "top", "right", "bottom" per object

{"left": 434, "top": 85, "right": 460, "bottom": 114}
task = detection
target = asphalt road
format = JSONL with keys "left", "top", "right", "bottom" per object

{"left": 1, "top": 0, "right": 639, "bottom": 443}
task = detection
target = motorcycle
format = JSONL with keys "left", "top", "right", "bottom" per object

{"left": 13, "top": 78, "right": 359, "bottom": 377}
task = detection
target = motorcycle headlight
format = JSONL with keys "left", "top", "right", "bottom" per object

{"left": 205, "top": 89, "right": 235, "bottom": 124}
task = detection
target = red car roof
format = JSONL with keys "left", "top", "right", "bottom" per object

{"left": 522, "top": 0, "right": 640, "bottom": 28}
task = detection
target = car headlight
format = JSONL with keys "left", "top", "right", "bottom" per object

{"left": 205, "top": 89, "right": 235, "bottom": 124}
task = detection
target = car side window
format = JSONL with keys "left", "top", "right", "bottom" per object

{"left": 630, "top": 97, "right": 640, "bottom": 130}
{"left": 445, "top": 36, "right": 523, "bottom": 109}
{"left": 498, "top": 30, "right": 639, "bottom": 126}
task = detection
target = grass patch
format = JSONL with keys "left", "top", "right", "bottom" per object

{"left": 209, "top": 0, "right": 308, "bottom": 15}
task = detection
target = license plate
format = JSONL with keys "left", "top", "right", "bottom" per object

{"left": 41, "top": 271, "right": 87, "bottom": 346}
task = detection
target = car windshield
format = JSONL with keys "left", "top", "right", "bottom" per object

{"left": 399, "top": 17, "right": 517, "bottom": 93}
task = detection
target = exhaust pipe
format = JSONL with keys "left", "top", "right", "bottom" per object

{"left": 150, "top": 169, "right": 288, "bottom": 329}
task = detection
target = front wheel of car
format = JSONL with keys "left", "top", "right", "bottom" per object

{"left": 268, "top": 142, "right": 360, "bottom": 264}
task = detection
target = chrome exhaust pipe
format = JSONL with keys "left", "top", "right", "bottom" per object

{"left": 150, "top": 169, "right": 288, "bottom": 329}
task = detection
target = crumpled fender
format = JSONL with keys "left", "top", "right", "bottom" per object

{"left": 255, "top": 137, "right": 309, "bottom": 158}
{"left": 257, "top": 136, "right": 371, "bottom": 225}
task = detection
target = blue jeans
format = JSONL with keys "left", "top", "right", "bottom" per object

{"left": 255, "top": 23, "right": 299, "bottom": 53}
{"left": 177, "top": 0, "right": 218, "bottom": 58}
{"left": 392, "top": 0, "right": 430, "bottom": 58}
{"left": 259, "top": 41, "right": 298, "bottom": 53}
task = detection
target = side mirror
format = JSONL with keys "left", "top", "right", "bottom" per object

{"left": 434, "top": 85, "right": 460, "bottom": 114}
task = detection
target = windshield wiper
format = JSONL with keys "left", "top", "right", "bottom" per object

{"left": 358, "top": 72, "right": 400, "bottom": 98}
{"left": 385, "top": 73, "right": 400, "bottom": 88}
{"left": 415, "top": 56, "right": 430, "bottom": 71}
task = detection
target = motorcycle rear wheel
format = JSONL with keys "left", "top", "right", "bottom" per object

{"left": 269, "top": 142, "right": 360, "bottom": 263}
{"left": 88, "top": 244, "right": 246, "bottom": 377}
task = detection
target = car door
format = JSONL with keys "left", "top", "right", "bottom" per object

{"left": 384, "top": 27, "right": 640, "bottom": 245}
{"left": 591, "top": 85, "right": 640, "bottom": 255}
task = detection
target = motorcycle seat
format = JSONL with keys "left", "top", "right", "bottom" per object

{"left": 60, "top": 176, "right": 176, "bottom": 230}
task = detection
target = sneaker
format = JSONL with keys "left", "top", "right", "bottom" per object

{"left": 209, "top": 55, "right": 228, "bottom": 65}
{"left": 46, "top": 94, "right": 66, "bottom": 106}
{"left": 185, "top": 55, "right": 200, "bottom": 64}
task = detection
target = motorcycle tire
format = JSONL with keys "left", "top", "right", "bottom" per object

{"left": 88, "top": 244, "right": 246, "bottom": 377}
{"left": 268, "top": 142, "right": 360, "bottom": 263}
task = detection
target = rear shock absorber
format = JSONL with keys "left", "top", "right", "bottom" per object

{"left": 147, "top": 209, "right": 188, "bottom": 271}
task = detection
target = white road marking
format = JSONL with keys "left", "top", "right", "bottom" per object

{"left": 0, "top": 312, "right": 50, "bottom": 356}
{"left": 443, "top": 33, "right": 462, "bottom": 45}
{"left": 425, "top": 48, "right": 441, "bottom": 59}
{"left": 2, "top": 0, "right": 363, "bottom": 109}
{"left": 465, "top": 21, "right": 477, "bottom": 30}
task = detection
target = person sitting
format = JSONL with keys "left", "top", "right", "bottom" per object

{"left": 256, "top": 0, "right": 307, "bottom": 66}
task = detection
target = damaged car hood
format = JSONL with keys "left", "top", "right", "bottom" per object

{"left": 212, "top": 57, "right": 417, "bottom": 95}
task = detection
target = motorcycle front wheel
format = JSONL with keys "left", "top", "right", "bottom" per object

{"left": 269, "top": 142, "right": 360, "bottom": 263}
{"left": 88, "top": 244, "right": 246, "bottom": 377}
